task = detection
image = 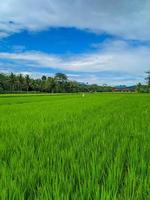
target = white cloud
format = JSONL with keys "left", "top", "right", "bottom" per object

{"left": 1, "top": 0, "right": 150, "bottom": 40}
{"left": 0, "top": 40, "right": 148, "bottom": 84}
{"left": 1, "top": 0, "right": 150, "bottom": 85}
{"left": 68, "top": 74, "right": 142, "bottom": 86}
{"left": 0, "top": 40, "right": 149, "bottom": 73}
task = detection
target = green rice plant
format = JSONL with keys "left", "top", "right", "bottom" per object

{"left": 0, "top": 93, "right": 150, "bottom": 199}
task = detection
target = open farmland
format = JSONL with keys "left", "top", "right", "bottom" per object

{"left": 0, "top": 93, "right": 150, "bottom": 199}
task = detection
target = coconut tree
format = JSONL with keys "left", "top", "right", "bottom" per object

{"left": 41, "top": 75, "right": 47, "bottom": 92}
{"left": 145, "top": 71, "right": 150, "bottom": 91}
{"left": 25, "top": 74, "right": 30, "bottom": 92}
{"left": 18, "top": 74, "right": 24, "bottom": 91}
{"left": 54, "top": 73, "right": 68, "bottom": 92}
{"left": 9, "top": 72, "right": 16, "bottom": 92}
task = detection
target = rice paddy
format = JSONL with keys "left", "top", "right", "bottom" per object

{"left": 0, "top": 93, "right": 150, "bottom": 200}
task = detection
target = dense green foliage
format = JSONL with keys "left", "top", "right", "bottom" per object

{"left": 0, "top": 72, "right": 112, "bottom": 93}
{"left": 136, "top": 83, "right": 149, "bottom": 93}
{"left": 136, "top": 71, "right": 150, "bottom": 93}
{"left": 0, "top": 93, "right": 150, "bottom": 199}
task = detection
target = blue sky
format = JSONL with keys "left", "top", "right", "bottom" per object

{"left": 0, "top": 28, "right": 113, "bottom": 55}
{"left": 0, "top": 0, "right": 150, "bottom": 85}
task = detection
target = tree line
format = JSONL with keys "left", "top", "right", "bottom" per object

{"left": 136, "top": 72, "right": 150, "bottom": 93}
{"left": 0, "top": 72, "right": 112, "bottom": 93}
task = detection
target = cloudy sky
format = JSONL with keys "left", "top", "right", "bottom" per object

{"left": 0, "top": 0, "right": 150, "bottom": 85}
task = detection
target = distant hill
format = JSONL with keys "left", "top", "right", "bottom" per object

{"left": 113, "top": 85, "right": 136, "bottom": 92}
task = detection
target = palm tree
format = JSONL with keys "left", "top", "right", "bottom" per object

{"left": 145, "top": 71, "right": 150, "bottom": 90}
{"left": 0, "top": 73, "right": 8, "bottom": 92}
{"left": 54, "top": 73, "right": 68, "bottom": 92}
{"left": 9, "top": 72, "right": 16, "bottom": 92}
{"left": 18, "top": 74, "right": 24, "bottom": 91}
{"left": 47, "top": 77, "right": 55, "bottom": 93}
{"left": 41, "top": 75, "right": 47, "bottom": 81}
{"left": 25, "top": 74, "right": 30, "bottom": 92}
{"left": 41, "top": 75, "right": 47, "bottom": 92}
{"left": 136, "top": 82, "right": 142, "bottom": 93}
{"left": 54, "top": 73, "right": 68, "bottom": 82}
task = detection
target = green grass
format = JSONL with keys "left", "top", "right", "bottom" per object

{"left": 0, "top": 93, "right": 150, "bottom": 200}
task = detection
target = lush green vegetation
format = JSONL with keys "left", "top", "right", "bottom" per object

{"left": 0, "top": 72, "right": 112, "bottom": 93}
{"left": 0, "top": 93, "right": 150, "bottom": 199}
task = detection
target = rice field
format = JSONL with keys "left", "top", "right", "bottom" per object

{"left": 0, "top": 93, "right": 150, "bottom": 200}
